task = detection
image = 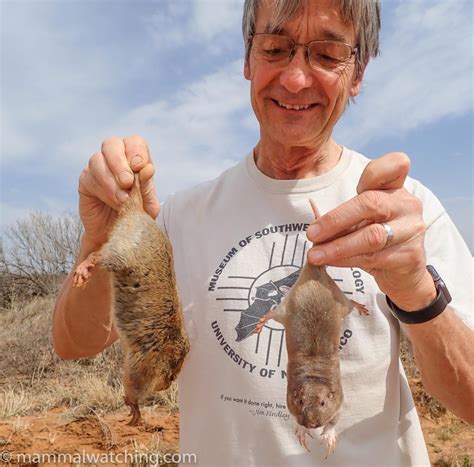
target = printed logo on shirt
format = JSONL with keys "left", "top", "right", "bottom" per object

{"left": 208, "top": 223, "right": 365, "bottom": 380}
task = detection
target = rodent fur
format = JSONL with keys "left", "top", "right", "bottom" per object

{"left": 256, "top": 199, "right": 367, "bottom": 455}
{"left": 73, "top": 175, "right": 189, "bottom": 425}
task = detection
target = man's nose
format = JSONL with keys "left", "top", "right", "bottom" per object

{"left": 279, "top": 47, "right": 313, "bottom": 94}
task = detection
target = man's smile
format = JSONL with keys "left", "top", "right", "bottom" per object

{"left": 272, "top": 98, "right": 318, "bottom": 111}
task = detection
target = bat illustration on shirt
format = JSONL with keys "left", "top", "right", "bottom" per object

{"left": 234, "top": 270, "right": 300, "bottom": 341}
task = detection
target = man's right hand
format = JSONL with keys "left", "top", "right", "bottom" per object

{"left": 78, "top": 135, "right": 160, "bottom": 249}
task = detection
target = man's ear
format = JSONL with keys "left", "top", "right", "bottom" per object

{"left": 349, "top": 60, "right": 368, "bottom": 97}
{"left": 244, "top": 59, "right": 251, "bottom": 80}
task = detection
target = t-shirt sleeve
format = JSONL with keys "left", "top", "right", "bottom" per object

{"left": 424, "top": 210, "right": 473, "bottom": 328}
{"left": 407, "top": 179, "right": 473, "bottom": 329}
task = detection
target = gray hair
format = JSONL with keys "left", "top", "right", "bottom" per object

{"left": 242, "top": 0, "right": 381, "bottom": 75}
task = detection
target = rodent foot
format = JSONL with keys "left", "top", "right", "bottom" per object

{"left": 351, "top": 300, "right": 370, "bottom": 316}
{"left": 73, "top": 252, "right": 98, "bottom": 287}
{"left": 295, "top": 424, "right": 313, "bottom": 452}
{"left": 320, "top": 425, "right": 337, "bottom": 458}
{"left": 254, "top": 310, "right": 274, "bottom": 334}
{"left": 124, "top": 399, "right": 142, "bottom": 426}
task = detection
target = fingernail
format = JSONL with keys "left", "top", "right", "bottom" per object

{"left": 308, "top": 223, "right": 321, "bottom": 239}
{"left": 309, "top": 249, "right": 325, "bottom": 264}
{"left": 131, "top": 155, "right": 143, "bottom": 167}
{"left": 118, "top": 170, "right": 133, "bottom": 185}
{"left": 116, "top": 190, "right": 129, "bottom": 203}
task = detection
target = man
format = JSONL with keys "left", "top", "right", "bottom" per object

{"left": 53, "top": 0, "right": 473, "bottom": 465}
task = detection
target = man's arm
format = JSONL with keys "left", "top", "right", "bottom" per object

{"left": 306, "top": 152, "right": 474, "bottom": 423}
{"left": 53, "top": 236, "right": 118, "bottom": 359}
{"left": 53, "top": 135, "right": 159, "bottom": 360}
{"left": 402, "top": 309, "right": 474, "bottom": 423}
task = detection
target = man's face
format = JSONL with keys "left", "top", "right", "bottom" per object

{"left": 244, "top": 0, "right": 364, "bottom": 148}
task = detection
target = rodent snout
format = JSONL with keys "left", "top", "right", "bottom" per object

{"left": 300, "top": 406, "right": 324, "bottom": 429}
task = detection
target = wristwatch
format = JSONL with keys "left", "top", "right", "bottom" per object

{"left": 386, "top": 265, "right": 452, "bottom": 324}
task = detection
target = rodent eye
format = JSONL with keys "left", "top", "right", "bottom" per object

{"left": 320, "top": 400, "right": 325, "bottom": 406}
{"left": 299, "top": 399, "right": 304, "bottom": 406}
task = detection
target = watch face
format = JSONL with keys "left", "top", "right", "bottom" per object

{"left": 440, "top": 278, "right": 452, "bottom": 303}
{"left": 427, "top": 264, "right": 452, "bottom": 303}
{"left": 427, "top": 264, "right": 441, "bottom": 281}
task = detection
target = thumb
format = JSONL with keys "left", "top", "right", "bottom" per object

{"left": 357, "top": 152, "right": 411, "bottom": 194}
{"left": 138, "top": 163, "right": 160, "bottom": 219}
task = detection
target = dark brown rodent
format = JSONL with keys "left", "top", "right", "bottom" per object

{"left": 256, "top": 199, "right": 368, "bottom": 455}
{"left": 73, "top": 174, "right": 189, "bottom": 425}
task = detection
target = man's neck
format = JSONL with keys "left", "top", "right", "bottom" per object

{"left": 253, "top": 139, "right": 343, "bottom": 180}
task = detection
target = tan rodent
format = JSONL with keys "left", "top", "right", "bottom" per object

{"left": 73, "top": 174, "right": 190, "bottom": 425}
{"left": 256, "top": 199, "right": 368, "bottom": 457}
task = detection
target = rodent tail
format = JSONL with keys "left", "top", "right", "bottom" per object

{"left": 121, "top": 173, "right": 144, "bottom": 213}
{"left": 309, "top": 198, "right": 320, "bottom": 220}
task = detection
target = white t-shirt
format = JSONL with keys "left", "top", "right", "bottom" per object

{"left": 158, "top": 147, "right": 472, "bottom": 467}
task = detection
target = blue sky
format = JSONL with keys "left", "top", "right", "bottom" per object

{"left": 1, "top": 0, "right": 473, "bottom": 252}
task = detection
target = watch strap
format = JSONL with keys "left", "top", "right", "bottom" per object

{"left": 385, "top": 265, "right": 452, "bottom": 325}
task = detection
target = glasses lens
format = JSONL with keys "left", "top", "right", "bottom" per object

{"left": 252, "top": 34, "right": 292, "bottom": 62}
{"left": 308, "top": 41, "right": 352, "bottom": 71}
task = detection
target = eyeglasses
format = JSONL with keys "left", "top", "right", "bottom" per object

{"left": 250, "top": 33, "right": 358, "bottom": 74}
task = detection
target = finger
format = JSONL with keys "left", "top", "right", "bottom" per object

{"left": 139, "top": 163, "right": 160, "bottom": 219}
{"left": 80, "top": 153, "right": 127, "bottom": 210}
{"left": 79, "top": 170, "right": 121, "bottom": 216}
{"left": 101, "top": 137, "right": 134, "bottom": 190}
{"left": 308, "top": 218, "right": 373, "bottom": 247}
{"left": 357, "top": 152, "right": 411, "bottom": 194}
{"left": 307, "top": 190, "right": 397, "bottom": 244}
{"left": 307, "top": 217, "right": 425, "bottom": 266}
{"left": 315, "top": 239, "right": 424, "bottom": 273}
{"left": 124, "top": 135, "right": 151, "bottom": 171}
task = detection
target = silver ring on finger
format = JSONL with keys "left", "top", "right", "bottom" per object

{"left": 380, "top": 222, "right": 394, "bottom": 248}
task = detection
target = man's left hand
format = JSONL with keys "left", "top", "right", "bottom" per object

{"left": 307, "top": 152, "right": 437, "bottom": 311}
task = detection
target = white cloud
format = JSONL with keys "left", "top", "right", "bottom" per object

{"left": 2, "top": 0, "right": 471, "bottom": 241}
{"left": 336, "top": 0, "right": 473, "bottom": 146}
{"left": 1, "top": 1, "right": 139, "bottom": 167}
{"left": 145, "top": 0, "right": 244, "bottom": 54}
{"left": 58, "top": 59, "right": 256, "bottom": 197}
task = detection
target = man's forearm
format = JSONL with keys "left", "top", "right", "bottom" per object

{"left": 53, "top": 240, "right": 118, "bottom": 359}
{"left": 403, "top": 308, "right": 474, "bottom": 423}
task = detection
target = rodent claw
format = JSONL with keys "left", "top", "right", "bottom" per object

{"left": 320, "top": 425, "right": 338, "bottom": 458}
{"left": 73, "top": 252, "right": 98, "bottom": 287}
{"left": 351, "top": 300, "right": 370, "bottom": 316}
{"left": 295, "top": 424, "right": 313, "bottom": 452}
{"left": 254, "top": 310, "right": 274, "bottom": 334}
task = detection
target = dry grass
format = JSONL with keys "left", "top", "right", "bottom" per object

{"left": 400, "top": 333, "right": 448, "bottom": 420}
{"left": 435, "top": 454, "right": 473, "bottom": 467}
{"left": 129, "top": 434, "right": 179, "bottom": 467}
{"left": 151, "top": 383, "right": 179, "bottom": 413}
{"left": 0, "top": 294, "right": 178, "bottom": 422}
{"left": 0, "top": 387, "right": 32, "bottom": 419}
{"left": 0, "top": 292, "right": 471, "bottom": 466}
{"left": 400, "top": 334, "right": 473, "bottom": 466}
